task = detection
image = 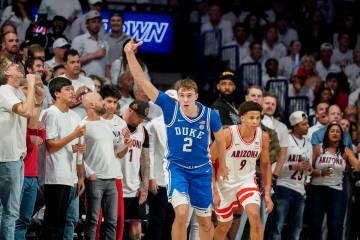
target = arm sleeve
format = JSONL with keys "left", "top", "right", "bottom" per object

{"left": 154, "top": 91, "right": 176, "bottom": 125}
{"left": 209, "top": 109, "right": 222, "bottom": 133}
{"left": 0, "top": 89, "right": 22, "bottom": 112}
{"left": 71, "top": 36, "right": 83, "bottom": 55}
{"left": 84, "top": 162, "right": 95, "bottom": 178}
{"left": 311, "top": 130, "right": 321, "bottom": 146}
{"left": 42, "top": 111, "right": 59, "bottom": 140}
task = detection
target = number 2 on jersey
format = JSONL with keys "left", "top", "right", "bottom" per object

{"left": 183, "top": 137, "right": 193, "bottom": 152}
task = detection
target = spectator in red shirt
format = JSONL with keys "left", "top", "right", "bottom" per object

{"left": 326, "top": 73, "right": 348, "bottom": 111}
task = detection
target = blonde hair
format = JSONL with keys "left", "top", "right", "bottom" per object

{"left": 174, "top": 78, "right": 198, "bottom": 93}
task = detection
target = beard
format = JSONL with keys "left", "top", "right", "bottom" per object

{"left": 220, "top": 92, "right": 234, "bottom": 102}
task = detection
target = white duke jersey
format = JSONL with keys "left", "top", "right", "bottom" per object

{"left": 277, "top": 134, "right": 313, "bottom": 195}
{"left": 223, "top": 125, "right": 262, "bottom": 183}
{"left": 121, "top": 124, "right": 147, "bottom": 197}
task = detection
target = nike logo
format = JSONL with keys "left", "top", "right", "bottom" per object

{"left": 177, "top": 119, "right": 185, "bottom": 122}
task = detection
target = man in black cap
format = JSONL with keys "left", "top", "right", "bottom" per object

{"left": 121, "top": 99, "right": 150, "bottom": 240}
{"left": 211, "top": 70, "right": 240, "bottom": 126}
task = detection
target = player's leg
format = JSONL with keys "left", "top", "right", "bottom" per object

{"left": 213, "top": 187, "right": 239, "bottom": 240}
{"left": 238, "top": 176, "right": 262, "bottom": 240}
{"left": 196, "top": 215, "right": 213, "bottom": 240}
{"left": 129, "top": 219, "right": 142, "bottom": 240}
{"left": 167, "top": 163, "right": 191, "bottom": 240}
{"left": 189, "top": 164, "right": 214, "bottom": 240}
{"left": 214, "top": 220, "right": 233, "bottom": 240}
{"left": 172, "top": 204, "right": 190, "bottom": 240}
{"left": 245, "top": 203, "right": 263, "bottom": 240}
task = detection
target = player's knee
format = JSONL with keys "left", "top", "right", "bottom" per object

{"left": 198, "top": 218, "right": 213, "bottom": 232}
{"left": 174, "top": 209, "right": 188, "bottom": 225}
{"left": 247, "top": 208, "right": 261, "bottom": 225}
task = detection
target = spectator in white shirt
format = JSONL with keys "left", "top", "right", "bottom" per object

{"left": 25, "top": 57, "right": 53, "bottom": 109}
{"left": 72, "top": 10, "right": 109, "bottom": 78}
{"left": 104, "top": 12, "right": 130, "bottom": 67}
{"left": 189, "top": 0, "right": 210, "bottom": 25}
{"left": 41, "top": 77, "right": 86, "bottom": 239}
{"left": 344, "top": 48, "right": 360, "bottom": 91}
{"left": 81, "top": 92, "right": 121, "bottom": 239}
{"left": 200, "top": 4, "right": 233, "bottom": 56}
{"left": 62, "top": 49, "right": 95, "bottom": 118}
{"left": 276, "top": 14, "right": 299, "bottom": 49}
{"left": 279, "top": 40, "right": 302, "bottom": 79}
{"left": 333, "top": 14, "right": 360, "bottom": 50}
{"left": 45, "top": 38, "right": 70, "bottom": 69}
{"left": 262, "top": 24, "right": 287, "bottom": 62}
{"left": 0, "top": 1, "right": 32, "bottom": 43}
{"left": 224, "top": 22, "right": 250, "bottom": 67}
{"left": 331, "top": 32, "right": 353, "bottom": 69}
{"left": 38, "top": 0, "right": 82, "bottom": 23}
{"left": 241, "top": 40, "right": 263, "bottom": 65}
{"left": 262, "top": 58, "right": 286, "bottom": 88}
{"left": 222, "top": 3, "right": 250, "bottom": 26}
{"left": 69, "top": 0, "right": 106, "bottom": 40}
{"left": 315, "top": 43, "right": 341, "bottom": 81}
{"left": 0, "top": 63, "right": 40, "bottom": 240}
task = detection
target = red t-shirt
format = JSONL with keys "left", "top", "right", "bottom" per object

{"left": 334, "top": 91, "right": 348, "bottom": 112}
{"left": 24, "top": 128, "right": 46, "bottom": 177}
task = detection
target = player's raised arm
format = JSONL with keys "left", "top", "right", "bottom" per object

{"left": 124, "top": 39, "right": 159, "bottom": 102}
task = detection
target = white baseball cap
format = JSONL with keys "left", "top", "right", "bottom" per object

{"left": 289, "top": 111, "right": 308, "bottom": 126}
{"left": 86, "top": 10, "right": 102, "bottom": 20}
{"left": 53, "top": 38, "right": 70, "bottom": 49}
{"left": 88, "top": 0, "right": 102, "bottom": 5}
{"left": 320, "top": 42, "right": 333, "bottom": 51}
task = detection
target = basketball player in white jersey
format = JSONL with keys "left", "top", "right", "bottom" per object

{"left": 121, "top": 99, "right": 150, "bottom": 240}
{"left": 210, "top": 101, "right": 273, "bottom": 240}
{"left": 272, "top": 111, "right": 313, "bottom": 240}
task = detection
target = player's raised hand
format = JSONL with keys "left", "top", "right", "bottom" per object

{"left": 124, "top": 39, "right": 143, "bottom": 55}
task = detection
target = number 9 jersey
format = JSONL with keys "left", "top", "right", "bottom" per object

{"left": 215, "top": 125, "right": 263, "bottom": 222}
{"left": 223, "top": 125, "right": 262, "bottom": 182}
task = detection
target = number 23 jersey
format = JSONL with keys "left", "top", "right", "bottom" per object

{"left": 277, "top": 134, "right": 313, "bottom": 195}
{"left": 224, "top": 125, "right": 263, "bottom": 183}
